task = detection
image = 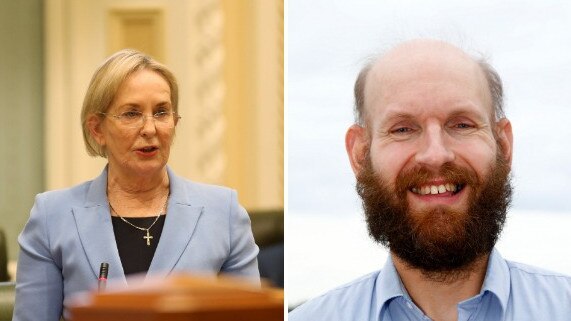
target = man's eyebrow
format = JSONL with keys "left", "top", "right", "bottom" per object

{"left": 381, "top": 111, "right": 415, "bottom": 124}
{"left": 447, "top": 106, "right": 490, "bottom": 123}
{"left": 372, "top": 112, "right": 415, "bottom": 134}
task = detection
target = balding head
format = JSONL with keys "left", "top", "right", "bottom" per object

{"left": 354, "top": 39, "right": 504, "bottom": 126}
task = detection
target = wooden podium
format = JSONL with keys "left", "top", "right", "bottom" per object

{"left": 69, "top": 275, "right": 284, "bottom": 321}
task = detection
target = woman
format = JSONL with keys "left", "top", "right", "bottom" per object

{"left": 13, "top": 49, "right": 259, "bottom": 320}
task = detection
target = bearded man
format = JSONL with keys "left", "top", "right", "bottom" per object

{"left": 289, "top": 39, "right": 571, "bottom": 321}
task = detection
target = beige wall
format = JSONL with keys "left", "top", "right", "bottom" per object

{"left": 0, "top": 0, "right": 44, "bottom": 262}
{"left": 45, "top": 0, "right": 283, "bottom": 210}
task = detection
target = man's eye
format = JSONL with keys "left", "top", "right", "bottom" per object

{"left": 391, "top": 127, "right": 413, "bottom": 134}
{"left": 454, "top": 123, "right": 474, "bottom": 129}
{"left": 121, "top": 111, "right": 141, "bottom": 119}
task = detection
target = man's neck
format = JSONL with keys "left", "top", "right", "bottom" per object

{"left": 392, "top": 253, "right": 490, "bottom": 321}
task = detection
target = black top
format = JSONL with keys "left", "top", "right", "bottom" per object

{"left": 111, "top": 215, "right": 166, "bottom": 276}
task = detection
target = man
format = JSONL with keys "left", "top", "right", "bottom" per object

{"left": 289, "top": 39, "right": 571, "bottom": 321}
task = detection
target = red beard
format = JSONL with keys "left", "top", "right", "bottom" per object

{"left": 357, "top": 152, "right": 511, "bottom": 280}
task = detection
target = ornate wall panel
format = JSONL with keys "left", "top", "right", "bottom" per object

{"left": 107, "top": 9, "right": 165, "bottom": 61}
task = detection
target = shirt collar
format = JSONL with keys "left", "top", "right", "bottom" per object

{"left": 374, "top": 248, "right": 511, "bottom": 317}
{"left": 374, "top": 254, "right": 408, "bottom": 313}
{"left": 479, "top": 248, "right": 511, "bottom": 316}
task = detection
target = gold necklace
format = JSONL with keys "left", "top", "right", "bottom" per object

{"left": 109, "top": 198, "right": 168, "bottom": 246}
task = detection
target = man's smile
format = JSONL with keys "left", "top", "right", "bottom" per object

{"left": 411, "top": 183, "right": 465, "bottom": 196}
{"left": 406, "top": 179, "right": 468, "bottom": 207}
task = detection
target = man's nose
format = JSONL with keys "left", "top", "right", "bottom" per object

{"left": 414, "top": 125, "right": 455, "bottom": 169}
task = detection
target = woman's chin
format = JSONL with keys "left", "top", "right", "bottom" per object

{"left": 114, "top": 161, "right": 167, "bottom": 178}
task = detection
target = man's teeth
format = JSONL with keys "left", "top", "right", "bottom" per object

{"left": 411, "top": 184, "right": 458, "bottom": 195}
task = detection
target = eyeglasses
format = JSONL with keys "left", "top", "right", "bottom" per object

{"left": 99, "top": 111, "right": 181, "bottom": 129}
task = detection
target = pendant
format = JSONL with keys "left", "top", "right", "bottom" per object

{"left": 143, "top": 229, "right": 153, "bottom": 246}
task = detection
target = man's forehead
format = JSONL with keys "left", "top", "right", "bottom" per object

{"left": 370, "top": 40, "right": 483, "bottom": 90}
{"left": 362, "top": 40, "right": 493, "bottom": 121}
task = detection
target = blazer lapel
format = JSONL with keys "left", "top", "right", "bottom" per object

{"left": 147, "top": 167, "right": 203, "bottom": 277}
{"left": 72, "top": 167, "right": 127, "bottom": 285}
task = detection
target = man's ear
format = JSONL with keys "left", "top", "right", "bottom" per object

{"left": 346, "top": 124, "right": 369, "bottom": 175}
{"left": 87, "top": 114, "right": 106, "bottom": 147}
{"left": 495, "top": 118, "right": 513, "bottom": 166}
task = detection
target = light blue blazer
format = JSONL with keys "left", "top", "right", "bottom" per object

{"left": 13, "top": 166, "right": 259, "bottom": 321}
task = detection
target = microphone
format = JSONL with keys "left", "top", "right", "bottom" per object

{"left": 98, "top": 262, "right": 109, "bottom": 292}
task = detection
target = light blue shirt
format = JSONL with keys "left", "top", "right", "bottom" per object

{"left": 289, "top": 248, "right": 571, "bottom": 321}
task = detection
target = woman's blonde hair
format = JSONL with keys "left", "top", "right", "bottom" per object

{"left": 81, "top": 49, "right": 179, "bottom": 157}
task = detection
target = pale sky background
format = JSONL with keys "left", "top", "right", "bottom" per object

{"left": 288, "top": 0, "right": 571, "bottom": 305}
